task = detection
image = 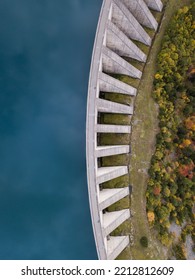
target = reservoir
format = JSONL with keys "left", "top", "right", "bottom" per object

{"left": 0, "top": 0, "right": 102, "bottom": 259}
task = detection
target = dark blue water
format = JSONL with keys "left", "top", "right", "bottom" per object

{"left": 0, "top": 0, "right": 101, "bottom": 259}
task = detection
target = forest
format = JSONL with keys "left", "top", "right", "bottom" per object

{"left": 146, "top": 3, "right": 195, "bottom": 259}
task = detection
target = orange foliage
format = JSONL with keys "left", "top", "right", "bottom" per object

{"left": 179, "top": 161, "right": 194, "bottom": 179}
{"left": 190, "top": 68, "right": 195, "bottom": 75}
{"left": 187, "top": 66, "right": 195, "bottom": 79}
{"left": 153, "top": 186, "right": 161, "bottom": 196}
{"left": 185, "top": 116, "right": 195, "bottom": 131}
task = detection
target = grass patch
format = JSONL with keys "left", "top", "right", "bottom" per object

{"left": 143, "top": 26, "right": 156, "bottom": 39}
{"left": 122, "top": 57, "right": 145, "bottom": 72}
{"left": 107, "top": 197, "right": 130, "bottom": 212}
{"left": 111, "top": 219, "right": 131, "bottom": 235}
{"left": 132, "top": 40, "right": 150, "bottom": 56}
{"left": 100, "top": 133, "right": 130, "bottom": 145}
{"left": 116, "top": 246, "right": 131, "bottom": 260}
{"left": 110, "top": 73, "right": 140, "bottom": 89}
{"left": 103, "top": 92, "right": 133, "bottom": 105}
{"left": 101, "top": 174, "right": 129, "bottom": 189}
{"left": 100, "top": 113, "right": 131, "bottom": 125}
{"left": 101, "top": 154, "right": 129, "bottom": 167}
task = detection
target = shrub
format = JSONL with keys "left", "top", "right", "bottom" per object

{"left": 140, "top": 236, "right": 148, "bottom": 248}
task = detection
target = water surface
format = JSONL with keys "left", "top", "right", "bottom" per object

{"left": 0, "top": 0, "right": 102, "bottom": 259}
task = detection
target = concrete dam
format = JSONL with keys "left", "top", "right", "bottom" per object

{"left": 86, "top": 0, "right": 163, "bottom": 260}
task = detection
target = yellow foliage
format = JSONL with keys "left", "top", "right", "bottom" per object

{"left": 161, "top": 127, "right": 168, "bottom": 134}
{"left": 182, "top": 6, "right": 189, "bottom": 14}
{"left": 165, "top": 137, "right": 172, "bottom": 143}
{"left": 155, "top": 73, "right": 163, "bottom": 80}
{"left": 181, "top": 93, "right": 190, "bottom": 102}
{"left": 154, "top": 88, "right": 163, "bottom": 98}
{"left": 155, "top": 151, "right": 164, "bottom": 160}
{"left": 166, "top": 166, "right": 172, "bottom": 173}
{"left": 176, "top": 219, "right": 181, "bottom": 225}
{"left": 175, "top": 162, "right": 179, "bottom": 167}
{"left": 179, "top": 139, "right": 192, "bottom": 148}
{"left": 153, "top": 162, "right": 161, "bottom": 172}
{"left": 147, "top": 211, "right": 155, "bottom": 223}
{"left": 148, "top": 179, "right": 155, "bottom": 186}
{"left": 170, "top": 44, "right": 176, "bottom": 51}
{"left": 167, "top": 203, "right": 175, "bottom": 211}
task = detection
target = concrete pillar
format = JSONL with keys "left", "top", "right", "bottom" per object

{"left": 95, "top": 145, "right": 130, "bottom": 157}
{"left": 121, "top": 0, "right": 158, "bottom": 30}
{"left": 107, "top": 236, "right": 129, "bottom": 260}
{"left": 112, "top": 0, "right": 151, "bottom": 46}
{"left": 102, "top": 46, "right": 142, "bottom": 78}
{"left": 144, "top": 0, "right": 163, "bottom": 12}
{"left": 99, "top": 187, "right": 129, "bottom": 210}
{"left": 96, "top": 98, "right": 133, "bottom": 114}
{"left": 96, "top": 166, "right": 128, "bottom": 184}
{"left": 95, "top": 124, "right": 131, "bottom": 133}
{"left": 106, "top": 20, "right": 146, "bottom": 62}
{"left": 103, "top": 209, "right": 130, "bottom": 236}
{"left": 98, "top": 72, "right": 137, "bottom": 96}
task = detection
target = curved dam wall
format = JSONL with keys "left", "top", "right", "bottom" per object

{"left": 86, "top": 0, "right": 163, "bottom": 260}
